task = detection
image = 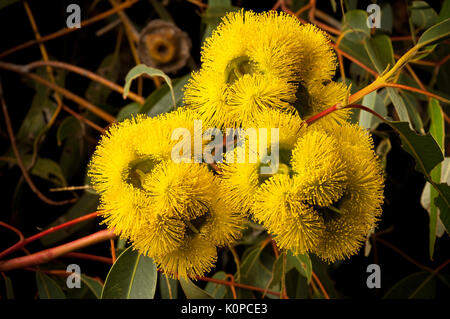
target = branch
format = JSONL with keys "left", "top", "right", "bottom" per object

{"left": 0, "top": 230, "right": 115, "bottom": 272}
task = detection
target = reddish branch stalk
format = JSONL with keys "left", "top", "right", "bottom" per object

{"left": 0, "top": 229, "right": 115, "bottom": 272}
{"left": 26, "top": 60, "right": 145, "bottom": 104}
{"left": 0, "top": 212, "right": 100, "bottom": 260}
{"left": 197, "top": 276, "right": 281, "bottom": 297}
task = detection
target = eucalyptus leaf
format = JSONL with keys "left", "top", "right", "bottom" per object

{"left": 36, "top": 272, "right": 66, "bottom": 299}
{"left": 383, "top": 271, "right": 436, "bottom": 299}
{"left": 102, "top": 247, "right": 157, "bottom": 299}
{"left": 40, "top": 192, "right": 99, "bottom": 246}
{"left": 159, "top": 273, "right": 178, "bottom": 299}
{"left": 179, "top": 277, "right": 214, "bottom": 299}
{"left": 286, "top": 251, "right": 312, "bottom": 283}
{"left": 204, "top": 271, "right": 228, "bottom": 299}
{"left": 410, "top": 1, "right": 438, "bottom": 29}
{"left": 123, "top": 64, "right": 175, "bottom": 108}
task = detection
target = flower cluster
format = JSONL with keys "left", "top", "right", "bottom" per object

{"left": 89, "top": 10, "right": 384, "bottom": 279}
{"left": 89, "top": 109, "right": 244, "bottom": 278}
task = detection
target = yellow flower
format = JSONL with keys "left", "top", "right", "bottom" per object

{"left": 291, "top": 129, "right": 348, "bottom": 207}
{"left": 299, "top": 81, "right": 351, "bottom": 131}
{"left": 218, "top": 110, "right": 304, "bottom": 215}
{"left": 89, "top": 109, "right": 244, "bottom": 278}
{"left": 184, "top": 10, "right": 337, "bottom": 128}
{"left": 312, "top": 124, "right": 384, "bottom": 262}
{"left": 252, "top": 174, "right": 325, "bottom": 254}
{"left": 248, "top": 123, "right": 383, "bottom": 261}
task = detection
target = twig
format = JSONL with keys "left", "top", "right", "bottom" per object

{"left": 197, "top": 275, "right": 281, "bottom": 297}
{"left": 0, "top": 230, "right": 115, "bottom": 272}
{"left": 26, "top": 73, "right": 116, "bottom": 123}
{"left": 25, "top": 60, "right": 144, "bottom": 104}
{"left": 62, "top": 252, "right": 113, "bottom": 264}
{"left": 311, "top": 271, "right": 330, "bottom": 299}
{"left": 0, "top": 0, "right": 139, "bottom": 59}
{"left": 0, "top": 211, "right": 100, "bottom": 260}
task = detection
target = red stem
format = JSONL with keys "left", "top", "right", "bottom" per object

{"left": 0, "top": 211, "right": 100, "bottom": 260}
{"left": 0, "top": 229, "right": 115, "bottom": 272}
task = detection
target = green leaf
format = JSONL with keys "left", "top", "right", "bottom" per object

{"left": 410, "top": 1, "right": 438, "bottom": 29}
{"left": 102, "top": 247, "right": 158, "bottom": 299}
{"left": 5, "top": 155, "right": 67, "bottom": 186}
{"left": 67, "top": 274, "right": 103, "bottom": 299}
{"left": 2, "top": 274, "right": 14, "bottom": 299}
{"left": 40, "top": 192, "right": 99, "bottom": 246}
{"left": 123, "top": 64, "right": 175, "bottom": 108}
{"left": 36, "top": 272, "right": 66, "bottom": 299}
{"left": 417, "top": 18, "right": 450, "bottom": 47}
{"left": 116, "top": 102, "right": 141, "bottom": 122}
{"left": 388, "top": 121, "right": 443, "bottom": 176}
{"left": 237, "top": 245, "right": 273, "bottom": 297}
{"left": 57, "top": 116, "right": 87, "bottom": 182}
{"left": 179, "top": 277, "right": 214, "bottom": 299}
{"left": 0, "top": 0, "right": 20, "bottom": 10}
{"left": 159, "top": 273, "right": 178, "bottom": 299}
{"left": 286, "top": 251, "right": 312, "bottom": 283}
{"left": 16, "top": 76, "right": 56, "bottom": 145}
{"left": 434, "top": 183, "right": 450, "bottom": 233}
{"left": 427, "top": 98, "right": 445, "bottom": 258}
{"left": 85, "top": 53, "right": 119, "bottom": 105}
{"left": 204, "top": 271, "right": 228, "bottom": 298}
{"left": 342, "top": 10, "right": 371, "bottom": 39}
{"left": 140, "top": 74, "right": 190, "bottom": 117}
{"left": 439, "top": 0, "right": 450, "bottom": 22}
{"left": 386, "top": 88, "right": 411, "bottom": 124}
{"left": 359, "top": 90, "right": 387, "bottom": 129}
{"left": 79, "top": 274, "right": 103, "bottom": 299}
{"left": 364, "top": 35, "right": 395, "bottom": 74}
{"left": 383, "top": 272, "right": 436, "bottom": 299}
{"left": 400, "top": 91, "right": 425, "bottom": 134}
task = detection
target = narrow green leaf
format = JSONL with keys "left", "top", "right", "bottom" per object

{"left": 102, "top": 247, "right": 157, "bottom": 299}
{"left": 141, "top": 74, "right": 190, "bottom": 117}
{"left": 438, "top": 0, "right": 450, "bottom": 22}
{"left": 286, "top": 251, "right": 312, "bottom": 283}
{"left": 380, "top": 4, "right": 393, "bottom": 33}
{"left": 159, "top": 273, "right": 178, "bottom": 299}
{"left": 204, "top": 271, "right": 228, "bottom": 299}
{"left": 388, "top": 121, "right": 443, "bottom": 176}
{"left": 410, "top": 1, "right": 438, "bottom": 29}
{"left": 359, "top": 91, "right": 387, "bottom": 129}
{"left": 116, "top": 102, "right": 141, "bottom": 122}
{"left": 434, "top": 183, "right": 450, "bottom": 233}
{"left": 417, "top": 18, "right": 450, "bottom": 47}
{"left": 386, "top": 88, "right": 411, "bottom": 124}
{"left": 40, "top": 192, "right": 99, "bottom": 246}
{"left": 36, "top": 272, "right": 66, "bottom": 299}
{"left": 383, "top": 272, "right": 436, "bottom": 299}
{"left": 363, "top": 35, "right": 395, "bottom": 74}
{"left": 342, "top": 10, "right": 371, "bottom": 39}
{"left": 427, "top": 98, "right": 445, "bottom": 258}
{"left": 79, "top": 274, "right": 103, "bottom": 299}
{"left": 179, "top": 277, "right": 214, "bottom": 299}
{"left": 3, "top": 274, "right": 14, "bottom": 299}
{"left": 0, "top": 0, "right": 20, "bottom": 10}
{"left": 85, "top": 53, "right": 119, "bottom": 105}
{"left": 123, "top": 64, "right": 175, "bottom": 108}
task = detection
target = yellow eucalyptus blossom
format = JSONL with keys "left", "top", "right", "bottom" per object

{"left": 252, "top": 174, "right": 325, "bottom": 254}
{"left": 312, "top": 124, "right": 384, "bottom": 262}
{"left": 89, "top": 109, "right": 244, "bottom": 278}
{"left": 218, "top": 110, "right": 304, "bottom": 215}
{"left": 184, "top": 10, "right": 337, "bottom": 128}
{"left": 291, "top": 129, "right": 348, "bottom": 207}
{"left": 248, "top": 122, "right": 383, "bottom": 261}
